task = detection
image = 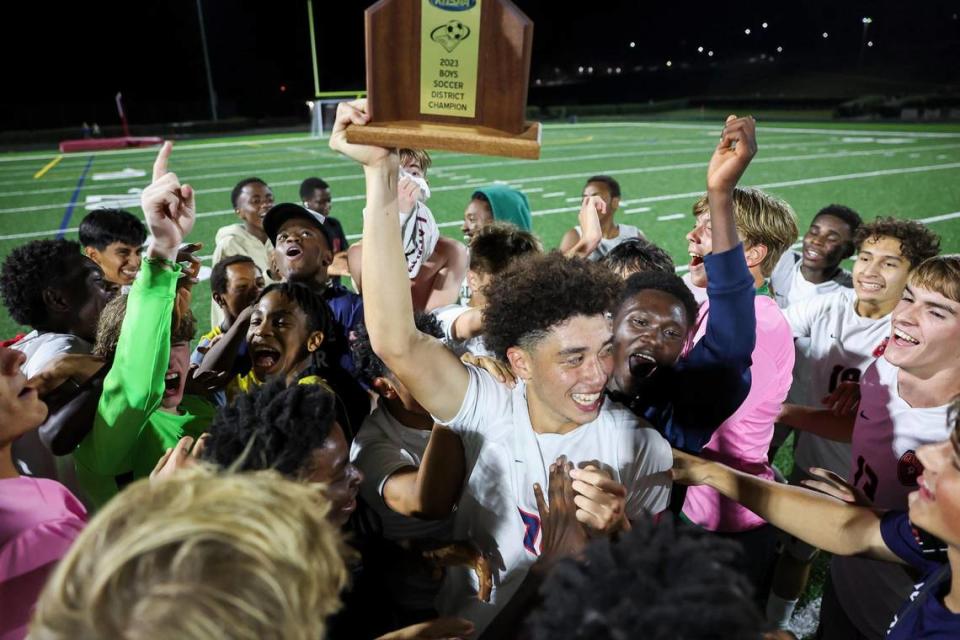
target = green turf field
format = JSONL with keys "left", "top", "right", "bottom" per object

{"left": 2, "top": 119, "right": 960, "bottom": 340}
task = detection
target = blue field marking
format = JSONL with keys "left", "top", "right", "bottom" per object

{"left": 57, "top": 155, "right": 94, "bottom": 239}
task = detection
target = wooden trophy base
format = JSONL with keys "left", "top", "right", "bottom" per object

{"left": 345, "top": 120, "right": 541, "bottom": 160}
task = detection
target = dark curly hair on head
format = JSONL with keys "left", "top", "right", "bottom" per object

{"left": 78, "top": 209, "right": 147, "bottom": 250}
{"left": 230, "top": 177, "right": 268, "bottom": 208}
{"left": 468, "top": 222, "right": 541, "bottom": 276}
{"left": 602, "top": 237, "right": 675, "bottom": 276}
{"left": 483, "top": 252, "right": 622, "bottom": 360}
{"left": 351, "top": 313, "right": 445, "bottom": 385}
{"left": 0, "top": 239, "right": 85, "bottom": 327}
{"left": 527, "top": 516, "right": 766, "bottom": 640}
{"left": 618, "top": 271, "right": 699, "bottom": 332}
{"left": 255, "top": 282, "right": 335, "bottom": 344}
{"left": 854, "top": 216, "right": 940, "bottom": 268}
{"left": 203, "top": 380, "right": 337, "bottom": 479}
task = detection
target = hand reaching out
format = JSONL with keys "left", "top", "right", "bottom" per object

{"left": 801, "top": 466, "right": 873, "bottom": 507}
{"left": 821, "top": 381, "right": 861, "bottom": 416}
{"left": 670, "top": 448, "right": 716, "bottom": 486}
{"left": 706, "top": 115, "right": 757, "bottom": 194}
{"left": 142, "top": 141, "right": 195, "bottom": 259}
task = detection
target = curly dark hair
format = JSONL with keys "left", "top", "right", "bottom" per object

{"left": 618, "top": 271, "right": 699, "bottom": 331}
{"left": 854, "top": 216, "right": 940, "bottom": 268}
{"left": 527, "top": 516, "right": 766, "bottom": 640}
{"left": 483, "top": 252, "right": 622, "bottom": 360}
{"left": 255, "top": 282, "right": 335, "bottom": 344}
{"left": 813, "top": 204, "right": 862, "bottom": 237}
{"left": 0, "top": 239, "right": 84, "bottom": 326}
{"left": 351, "top": 312, "right": 445, "bottom": 385}
{"left": 230, "top": 177, "right": 268, "bottom": 208}
{"left": 210, "top": 255, "right": 257, "bottom": 296}
{"left": 602, "top": 237, "right": 675, "bottom": 276}
{"left": 203, "top": 380, "right": 337, "bottom": 480}
{"left": 78, "top": 209, "right": 147, "bottom": 250}
{"left": 469, "top": 222, "right": 541, "bottom": 276}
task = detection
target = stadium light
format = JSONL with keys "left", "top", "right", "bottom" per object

{"left": 587, "top": 66, "right": 594, "bottom": 74}
{"left": 862, "top": 17, "right": 873, "bottom": 24}
{"left": 578, "top": 66, "right": 584, "bottom": 73}
{"left": 708, "top": 50, "right": 714, "bottom": 57}
{"left": 666, "top": 60, "right": 672, "bottom": 67}
{"left": 615, "top": 67, "right": 622, "bottom": 74}
{"left": 697, "top": 46, "right": 704, "bottom": 53}
{"left": 606, "top": 67, "right": 613, "bottom": 74}
{"left": 822, "top": 32, "right": 829, "bottom": 38}
{"left": 630, "top": 41, "right": 636, "bottom": 48}
{"left": 762, "top": 22, "right": 768, "bottom": 29}
{"left": 867, "top": 40, "right": 874, "bottom": 47}
{"left": 776, "top": 45, "right": 783, "bottom": 52}
{"left": 744, "top": 28, "right": 751, "bottom": 35}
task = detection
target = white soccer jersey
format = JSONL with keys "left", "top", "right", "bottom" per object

{"left": 784, "top": 288, "right": 892, "bottom": 475}
{"left": 770, "top": 251, "right": 852, "bottom": 310}
{"left": 434, "top": 365, "right": 672, "bottom": 635}
{"left": 830, "top": 355, "right": 952, "bottom": 638}
{"left": 431, "top": 303, "right": 494, "bottom": 358}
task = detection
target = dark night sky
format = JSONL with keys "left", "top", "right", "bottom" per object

{"left": 4, "top": 0, "right": 958, "bottom": 130}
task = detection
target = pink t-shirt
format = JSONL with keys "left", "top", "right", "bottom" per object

{"left": 0, "top": 476, "right": 87, "bottom": 640}
{"left": 682, "top": 295, "right": 794, "bottom": 532}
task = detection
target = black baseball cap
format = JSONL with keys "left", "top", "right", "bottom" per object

{"left": 262, "top": 203, "right": 333, "bottom": 248}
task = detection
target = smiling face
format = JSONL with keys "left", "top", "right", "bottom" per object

{"left": 884, "top": 284, "right": 960, "bottom": 378}
{"left": 246, "top": 290, "right": 322, "bottom": 381}
{"left": 160, "top": 342, "right": 191, "bottom": 411}
{"left": 612, "top": 289, "right": 691, "bottom": 395}
{"left": 303, "top": 421, "right": 364, "bottom": 527}
{"left": 852, "top": 235, "right": 911, "bottom": 308}
{"left": 274, "top": 219, "right": 332, "bottom": 285}
{"left": 909, "top": 413, "right": 960, "bottom": 546}
{"left": 0, "top": 346, "right": 48, "bottom": 446}
{"left": 462, "top": 198, "right": 494, "bottom": 243}
{"left": 235, "top": 182, "right": 274, "bottom": 232}
{"left": 508, "top": 314, "right": 614, "bottom": 433}
{"left": 801, "top": 213, "right": 854, "bottom": 273}
{"left": 87, "top": 241, "right": 143, "bottom": 286}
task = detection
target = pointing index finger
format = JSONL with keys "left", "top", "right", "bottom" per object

{"left": 153, "top": 141, "right": 173, "bottom": 182}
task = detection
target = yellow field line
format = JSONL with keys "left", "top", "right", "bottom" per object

{"left": 33, "top": 155, "right": 63, "bottom": 179}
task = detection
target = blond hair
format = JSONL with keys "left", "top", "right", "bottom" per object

{"left": 693, "top": 187, "right": 799, "bottom": 277}
{"left": 399, "top": 148, "right": 432, "bottom": 175}
{"left": 909, "top": 254, "right": 960, "bottom": 303}
{"left": 32, "top": 466, "right": 348, "bottom": 640}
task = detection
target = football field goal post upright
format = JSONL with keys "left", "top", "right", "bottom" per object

{"left": 306, "top": 0, "right": 365, "bottom": 138}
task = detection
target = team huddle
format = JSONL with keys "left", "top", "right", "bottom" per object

{"left": 1, "top": 104, "right": 959, "bottom": 640}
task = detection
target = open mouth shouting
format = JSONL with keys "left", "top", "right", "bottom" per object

{"left": 284, "top": 245, "right": 304, "bottom": 261}
{"left": 628, "top": 351, "right": 658, "bottom": 379}
{"left": 163, "top": 371, "right": 182, "bottom": 397}
{"left": 251, "top": 344, "right": 283, "bottom": 374}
